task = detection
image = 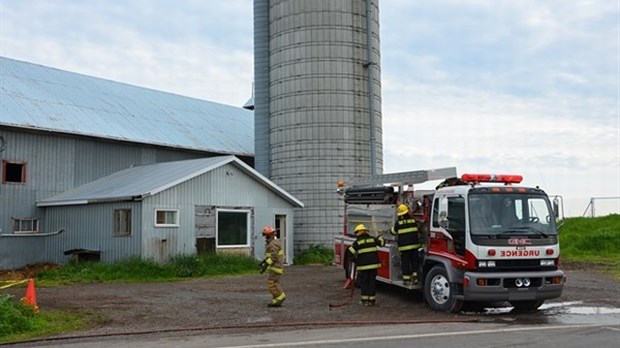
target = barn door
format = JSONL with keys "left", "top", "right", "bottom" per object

{"left": 195, "top": 206, "right": 216, "bottom": 254}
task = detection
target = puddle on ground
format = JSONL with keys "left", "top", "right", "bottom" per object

{"left": 464, "top": 301, "right": 620, "bottom": 326}
{"left": 541, "top": 301, "right": 620, "bottom": 315}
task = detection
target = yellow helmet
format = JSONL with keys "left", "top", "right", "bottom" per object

{"left": 354, "top": 224, "right": 368, "bottom": 235}
{"left": 262, "top": 225, "right": 276, "bottom": 236}
{"left": 397, "top": 204, "right": 409, "bottom": 216}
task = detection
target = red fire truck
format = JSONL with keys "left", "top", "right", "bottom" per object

{"left": 333, "top": 168, "right": 565, "bottom": 312}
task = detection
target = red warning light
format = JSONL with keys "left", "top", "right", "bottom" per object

{"left": 461, "top": 173, "right": 523, "bottom": 184}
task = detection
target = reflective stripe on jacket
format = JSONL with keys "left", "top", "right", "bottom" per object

{"left": 390, "top": 218, "right": 421, "bottom": 251}
{"left": 347, "top": 233, "right": 385, "bottom": 271}
{"left": 265, "top": 238, "right": 284, "bottom": 274}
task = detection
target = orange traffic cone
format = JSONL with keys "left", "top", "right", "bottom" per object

{"left": 22, "top": 278, "right": 39, "bottom": 312}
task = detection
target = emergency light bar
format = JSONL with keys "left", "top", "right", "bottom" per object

{"left": 461, "top": 173, "right": 523, "bottom": 184}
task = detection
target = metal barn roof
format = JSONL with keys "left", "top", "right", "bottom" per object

{"left": 0, "top": 57, "right": 253, "bottom": 156}
{"left": 36, "top": 156, "right": 303, "bottom": 208}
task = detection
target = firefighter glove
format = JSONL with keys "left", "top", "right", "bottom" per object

{"left": 259, "top": 260, "right": 268, "bottom": 274}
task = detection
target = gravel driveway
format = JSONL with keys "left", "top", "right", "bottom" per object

{"left": 3, "top": 263, "right": 617, "bottom": 340}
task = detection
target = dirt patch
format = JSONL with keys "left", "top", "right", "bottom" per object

{"left": 3, "top": 264, "right": 619, "bottom": 337}
{"left": 0, "top": 263, "right": 56, "bottom": 282}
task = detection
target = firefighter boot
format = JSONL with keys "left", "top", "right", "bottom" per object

{"left": 268, "top": 293, "right": 286, "bottom": 307}
{"left": 411, "top": 272, "right": 419, "bottom": 286}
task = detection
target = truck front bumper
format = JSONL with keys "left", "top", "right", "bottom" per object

{"left": 462, "top": 270, "right": 565, "bottom": 302}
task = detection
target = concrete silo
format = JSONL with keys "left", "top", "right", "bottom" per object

{"left": 253, "top": 0, "right": 383, "bottom": 251}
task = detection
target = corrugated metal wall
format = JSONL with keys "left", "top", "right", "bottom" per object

{"left": 253, "top": 0, "right": 383, "bottom": 250}
{"left": 44, "top": 202, "right": 142, "bottom": 265}
{"left": 141, "top": 164, "right": 296, "bottom": 263}
{"left": 1, "top": 161, "right": 297, "bottom": 269}
{"left": 0, "top": 128, "right": 245, "bottom": 269}
{"left": 0, "top": 128, "right": 211, "bottom": 237}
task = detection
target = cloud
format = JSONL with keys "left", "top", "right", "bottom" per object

{"left": 379, "top": 1, "right": 619, "bottom": 215}
{"left": 379, "top": 0, "right": 618, "bottom": 101}
{"left": 381, "top": 77, "right": 619, "bottom": 216}
{"left": 0, "top": 0, "right": 254, "bottom": 106}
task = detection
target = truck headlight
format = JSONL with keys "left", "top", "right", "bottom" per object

{"left": 540, "top": 259, "right": 555, "bottom": 266}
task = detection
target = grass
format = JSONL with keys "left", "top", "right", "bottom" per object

{"left": 1, "top": 309, "right": 90, "bottom": 344}
{"left": 559, "top": 214, "right": 620, "bottom": 280}
{"left": 36, "top": 253, "right": 259, "bottom": 285}
{"left": 0, "top": 295, "right": 89, "bottom": 344}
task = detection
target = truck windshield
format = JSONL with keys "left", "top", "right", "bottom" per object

{"left": 468, "top": 193, "right": 557, "bottom": 236}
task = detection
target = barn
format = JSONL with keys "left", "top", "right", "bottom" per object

{"left": 36, "top": 156, "right": 302, "bottom": 265}
{"left": 0, "top": 57, "right": 302, "bottom": 270}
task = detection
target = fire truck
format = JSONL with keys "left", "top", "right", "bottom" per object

{"left": 333, "top": 168, "right": 565, "bottom": 312}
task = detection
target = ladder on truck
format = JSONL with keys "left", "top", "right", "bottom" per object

{"left": 348, "top": 167, "right": 458, "bottom": 188}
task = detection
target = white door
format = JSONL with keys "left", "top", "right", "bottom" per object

{"left": 275, "top": 215, "right": 288, "bottom": 264}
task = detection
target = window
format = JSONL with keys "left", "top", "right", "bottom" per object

{"left": 114, "top": 209, "right": 132, "bottom": 236}
{"left": 447, "top": 196, "right": 466, "bottom": 256}
{"left": 217, "top": 209, "right": 250, "bottom": 247}
{"left": 431, "top": 198, "right": 440, "bottom": 228}
{"left": 155, "top": 209, "right": 179, "bottom": 227}
{"left": 12, "top": 217, "right": 39, "bottom": 234}
{"left": 447, "top": 196, "right": 466, "bottom": 230}
{"left": 3, "top": 160, "right": 27, "bottom": 184}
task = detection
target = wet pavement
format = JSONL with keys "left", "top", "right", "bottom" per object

{"left": 466, "top": 301, "right": 620, "bottom": 326}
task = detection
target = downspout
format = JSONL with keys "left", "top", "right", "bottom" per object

{"left": 365, "top": 0, "right": 377, "bottom": 175}
{"left": 1, "top": 229, "right": 64, "bottom": 237}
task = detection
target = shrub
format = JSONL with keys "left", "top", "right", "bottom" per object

{"left": 294, "top": 245, "right": 334, "bottom": 265}
{"left": 0, "top": 295, "right": 35, "bottom": 337}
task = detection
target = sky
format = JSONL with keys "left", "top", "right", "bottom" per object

{"left": 1, "top": 0, "right": 618, "bottom": 217}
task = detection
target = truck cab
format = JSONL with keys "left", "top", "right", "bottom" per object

{"left": 425, "top": 173, "right": 565, "bottom": 312}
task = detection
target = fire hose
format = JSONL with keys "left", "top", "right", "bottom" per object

{"left": 328, "top": 283, "right": 356, "bottom": 308}
{"left": 329, "top": 261, "right": 357, "bottom": 308}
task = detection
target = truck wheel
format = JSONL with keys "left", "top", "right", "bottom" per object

{"left": 424, "top": 266, "right": 462, "bottom": 313}
{"left": 510, "top": 300, "right": 544, "bottom": 313}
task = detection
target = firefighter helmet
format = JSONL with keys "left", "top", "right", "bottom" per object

{"left": 397, "top": 204, "right": 409, "bottom": 216}
{"left": 354, "top": 224, "right": 368, "bottom": 235}
{"left": 262, "top": 225, "right": 276, "bottom": 236}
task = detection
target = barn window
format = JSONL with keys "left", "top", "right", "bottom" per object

{"left": 12, "top": 217, "right": 39, "bottom": 234}
{"left": 154, "top": 209, "right": 179, "bottom": 227}
{"left": 2, "top": 160, "right": 27, "bottom": 184}
{"left": 114, "top": 209, "right": 132, "bottom": 236}
{"left": 216, "top": 209, "right": 250, "bottom": 247}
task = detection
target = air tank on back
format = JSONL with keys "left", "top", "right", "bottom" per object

{"left": 253, "top": 0, "right": 383, "bottom": 251}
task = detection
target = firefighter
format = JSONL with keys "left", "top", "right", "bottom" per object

{"left": 499, "top": 197, "right": 519, "bottom": 227}
{"left": 347, "top": 224, "right": 385, "bottom": 306}
{"left": 260, "top": 225, "right": 286, "bottom": 307}
{"left": 390, "top": 204, "right": 421, "bottom": 286}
